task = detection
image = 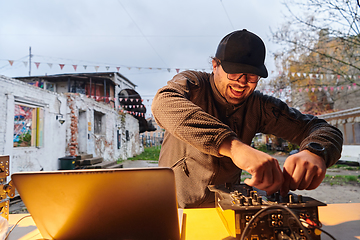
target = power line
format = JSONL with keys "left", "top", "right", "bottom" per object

{"left": 220, "top": 0, "right": 235, "bottom": 30}
{"left": 116, "top": 0, "right": 169, "bottom": 67}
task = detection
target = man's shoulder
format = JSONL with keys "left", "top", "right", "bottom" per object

{"left": 251, "top": 90, "right": 284, "bottom": 105}
{"left": 171, "top": 70, "right": 211, "bottom": 86}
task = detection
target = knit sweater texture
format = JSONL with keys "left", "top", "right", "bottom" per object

{"left": 152, "top": 71, "right": 343, "bottom": 208}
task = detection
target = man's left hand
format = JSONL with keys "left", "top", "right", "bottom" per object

{"left": 280, "top": 150, "right": 326, "bottom": 196}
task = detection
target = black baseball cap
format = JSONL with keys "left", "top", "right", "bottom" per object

{"left": 215, "top": 29, "right": 268, "bottom": 78}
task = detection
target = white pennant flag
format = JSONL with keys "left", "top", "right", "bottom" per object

{"left": 23, "top": 61, "right": 28, "bottom": 67}
{"left": 48, "top": 63, "right": 53, "bottom": 68}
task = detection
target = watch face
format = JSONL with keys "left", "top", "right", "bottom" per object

{"left": 309, "top": 142, "right": 325, "bottom": 151}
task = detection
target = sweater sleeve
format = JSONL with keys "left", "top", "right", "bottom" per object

{"left": 258, "top": 93, "right": 343, "bottom": 167}
{"left": 151, "top": 71, "right": 237, "bottom": 157}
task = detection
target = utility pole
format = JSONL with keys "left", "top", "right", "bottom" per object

{"left": 29, "top": 46, "right": 32, "bottom": 76}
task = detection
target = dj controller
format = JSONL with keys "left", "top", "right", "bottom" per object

{"left": 208, "top": 183, "right": 327, "bottom": 240}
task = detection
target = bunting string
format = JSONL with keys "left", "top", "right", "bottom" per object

{"left": 0, "top": 58, "right": 210, "bottom": 73}
{"left": 259, "top": 82, "right": 358, "bottom": 95}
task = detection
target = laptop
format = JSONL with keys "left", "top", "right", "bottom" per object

{"left": 11, "top": 167, "right": 181, "bottom": 240}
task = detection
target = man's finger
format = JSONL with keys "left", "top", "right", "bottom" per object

{"left": 298, "top": 166, "right": 317, "bottom": 190}
{"left": 307, "top": 168, "right": 326, "bottom": 190}
{"left": 244, "top": 170, "right": 261, "bottom": 187}
{"left": 254, "top": 161, "right": 274, "bottom": 190}
{"left": 289, "top": 166, "right": 306, "bottom": 191}
{"left": 266, "top": 161, "right": 284, "bottom": 195}
{"left": 281, "top": 163, "right": 294, "bottom": 196}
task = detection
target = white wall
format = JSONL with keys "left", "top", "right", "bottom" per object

{"left": 0, "top": 75, "right": 143, "bottom": 179}
{"left": 0, "top": 75, "right": 67, "bottom": 176}
{"left": 64, "top": 93, "right": 142, "bottom": 161}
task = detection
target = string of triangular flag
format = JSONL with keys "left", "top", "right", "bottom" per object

{"left": 289, "top": 72, "right": 360, "bottom": 80}
{"left": 83, "top": 95, "right": 153, "bottom": 118}
{"left": 3, "top": 59, "right": 209, "bottom": 73}
{"left": 259, "top": 82, "right": 358, "bottom": 94}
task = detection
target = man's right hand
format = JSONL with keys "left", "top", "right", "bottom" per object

{"left": 219, "top": 137, "right": 284, "bottom": 195}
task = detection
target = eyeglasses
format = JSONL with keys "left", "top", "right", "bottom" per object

{"left": 227, "top": 73, "right": 261, "bottom": 83}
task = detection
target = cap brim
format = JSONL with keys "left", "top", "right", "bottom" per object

{"left": 221, "top": 61, "right": 268, "bottom": 78}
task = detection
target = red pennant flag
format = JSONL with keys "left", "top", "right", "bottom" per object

{"left": 59, "top": 64, "right": 65, "bottom": 70}
{"left": 8, "top": 60, "right": 14, "bottom": 66}
{"left": 116, "top": 67, "right": 120, "bottom": 71}
{"left": 176, "top": 69, "right": 180, "bottom": 73}
{"left": 35, "top": 62, "right": 40, "bottom": 69}
{"left": 73, "top": 65, "right": 77, "bottom": 71}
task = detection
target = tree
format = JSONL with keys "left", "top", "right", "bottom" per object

{"left": 271, "top": 0, "right": 360, "bottom": 113}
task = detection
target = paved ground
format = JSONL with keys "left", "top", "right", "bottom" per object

{"left": 9, "top": 155, "right": 360, "bottom": 214}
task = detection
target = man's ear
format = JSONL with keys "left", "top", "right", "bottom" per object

{"left": 212, "top": 59, "right": 218, "bottom": 72}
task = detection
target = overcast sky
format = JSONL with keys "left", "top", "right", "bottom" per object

{"left": 0, "top": 0, "right": 289, "bottom": 101}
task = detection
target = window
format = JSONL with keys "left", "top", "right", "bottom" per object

{"left": 94, "top": 111, "right": 105, "bottom": 134}
{"left": 345, "top": 123, "right": 354, "bottom": 144}
{"left": 355, "top": 123, "right": 360, "bottom": 144}
{"left": 46, "top": 82, "right": 55, "bottom": 92}
{"left": 13, "top": 104, "right": 44, "bottom": 147}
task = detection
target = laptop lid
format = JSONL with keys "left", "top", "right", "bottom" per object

{"left": 11, "top": 167, "right": 180, "bottom": 240}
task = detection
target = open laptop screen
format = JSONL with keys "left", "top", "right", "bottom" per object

{"left": 12, "top": 167, "right": 180, "bottom": 240}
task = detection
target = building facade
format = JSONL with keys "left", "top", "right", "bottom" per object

{"left": 1, "top": 73, "right": 145, "bottom": 176}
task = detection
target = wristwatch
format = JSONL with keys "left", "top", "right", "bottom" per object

{"left": 304, "top": 142, "right": 326, "bottom": 160}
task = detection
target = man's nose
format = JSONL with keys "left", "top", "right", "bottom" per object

{"left": 237, "top": 74, "right": 248, "bottom": 84}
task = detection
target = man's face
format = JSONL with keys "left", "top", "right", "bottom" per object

{"left": 212, "top": 59, "right": 257, "bottom": 105}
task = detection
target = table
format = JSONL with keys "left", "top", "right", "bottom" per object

{"left": 6, "top": 203, "right": 360, "bottom": 240}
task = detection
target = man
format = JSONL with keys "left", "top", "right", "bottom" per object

{"left": 151, "top": 29, "right": 343, "bottom": 208}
